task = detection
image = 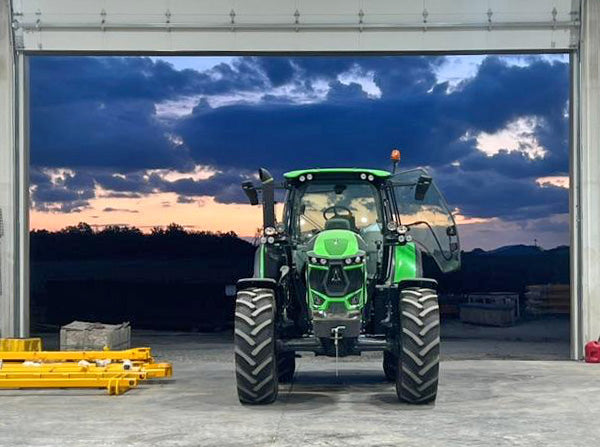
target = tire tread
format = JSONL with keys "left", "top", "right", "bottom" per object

{"left": 396, "top": 287, "right": 440, "bottom": 404}
{"left": 234, "top": 288, "right": 278, "bottom": 405}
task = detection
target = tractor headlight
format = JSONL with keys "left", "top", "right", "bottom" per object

{"left": 309, "top": 256, "right": 329, "bottom": 265}
{"left": 355, "top": 256, "right": 363, "bottom": 264}
{"left": 264, "top": 226, "right": 276, "bottom": 236}
{"left": 345, "top": 258, "right": 352, "bottom": 265}
{"left": 387, "top": 221, "right": 398, "bottom": 232}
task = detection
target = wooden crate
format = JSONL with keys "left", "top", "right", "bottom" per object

{"left": 525, "top": 284, "right": 570, "bottom": 315}
{"left": 459, "top": 292, "right": 519, "bottom": 327}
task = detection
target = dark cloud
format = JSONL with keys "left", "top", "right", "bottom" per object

{"left": 30, "top": 168, "right": 94, "bottom": 212}
{"left": 29, "top": 55, "right": 569, "bottom": 227}
{"left": 436, "top": 167, "right": 568, "bottom": 221}
{"left": 176, "top": 196, "right": 196, "bottom": 204}
{"left": 157, "top": 170, "right": 254, "bottom": 204}
{"left": 102, "top": 207, "right": 139, "bottom": 213}
{"left": 32, "top": 98, "right": 193, "bottom": 171}
{"left": 101, "top": 192, "right": 144, "bottom": 199}
{"left": 326, "top": 81, "right": 370, "bottom": 102}
{"left": 30, "top": 56, "right": 273, "bottom": 172}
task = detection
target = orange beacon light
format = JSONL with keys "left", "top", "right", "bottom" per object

{"left": 391, "top": 149, "right": 401, "bottom": 173}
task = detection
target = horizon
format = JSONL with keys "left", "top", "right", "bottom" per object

{"left": 29, "top": 220, "right": 570, "bottom": 253}
{"left": 29, "top": 54, "right": 570, "bottom": 251}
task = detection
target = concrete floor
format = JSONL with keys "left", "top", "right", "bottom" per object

{"left": 1, "top": 331, "right": 598, "bottom": 447}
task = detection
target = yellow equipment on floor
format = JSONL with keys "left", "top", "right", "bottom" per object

{"left": 0, "top": 337, "right": 42, "bottom": 352}
{"left": 0, "top": 342, "right": 172, "bottom": 395}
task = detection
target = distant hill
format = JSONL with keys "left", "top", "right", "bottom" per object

{"left": 429, "top": 244, "right": 569, "bottom": 294}
{"left": 485, "top": 244, "right": 544, "bottom": 256}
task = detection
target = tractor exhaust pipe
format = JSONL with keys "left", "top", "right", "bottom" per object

{"left": 258, "top": 168, "right": 276, "bottom": 228}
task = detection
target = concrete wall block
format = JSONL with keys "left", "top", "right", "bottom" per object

{"left": 60, "top": 321, "right": 131, "bottom": 351}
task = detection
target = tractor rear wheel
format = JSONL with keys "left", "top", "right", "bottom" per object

{"left": 383, "top": 351, "right": 397, "bottom": 382}
{"left": 395, "top": 287, "right": 440, "bottom": 404}
{"left": 277, "top": 352, "right": 296, "bottom": 383}
{"left": 234, "top": 287, "right": 278, "bottom": 405}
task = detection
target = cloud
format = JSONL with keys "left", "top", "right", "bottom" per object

{"left": 102, "top": 207, "right": 140, "bottom": 213}
{"left": 467, "top": 116, "right": 547, "bottom": 159}
{"left": 29, "top": 54, "right": 569, "bottom": 235}
{"left": 536, "top": 176, "right": 569, "bottom": 189}
{"left": 176, "top": 196, "right": 196, "bottom": 204}
{"left": 30, "top": 168, "right": 94, "bottom": 212}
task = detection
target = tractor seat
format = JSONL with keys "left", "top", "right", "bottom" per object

{"left": 324, "top": 216, "right": 357, "bottom": 232}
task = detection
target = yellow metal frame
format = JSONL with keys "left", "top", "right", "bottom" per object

{"left": 0, "top": 362, "right": 172, "bottom": 378}
{"left": 0, "top": 347, "right": 172, "bottom": 395}
{"left": 0, "top": 338, "right": 42, "bottom": 352}
{"left": 0, "top": 347, "right": 153, "bottom": 362}
{"left": 0, "top": 377, "right": 138, "bottom": 395}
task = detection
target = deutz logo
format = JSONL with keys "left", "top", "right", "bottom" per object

{"left": 331, "top": 269, "right": 343, "bottom": 282}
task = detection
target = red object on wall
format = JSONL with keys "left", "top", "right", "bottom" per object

{"left": 585, "top": 341, "right": 600, "bottom": 363}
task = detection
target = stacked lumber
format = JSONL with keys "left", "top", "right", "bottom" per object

{"left": 525, "top": 284, "right": 570, "bottom": 315}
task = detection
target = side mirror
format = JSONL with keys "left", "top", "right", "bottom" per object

{"left": 242, "top": 181, "right": 259, "bottom": 205}
{"left": 258, "top": 168, "right": 273, "bottom": 183}
{"left": 415, "top": 175, "right": 432, "bottom": 201}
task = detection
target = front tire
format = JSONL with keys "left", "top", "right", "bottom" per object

{"left": 234, "top": 288, "right": 278, "bottom": 405}
{"left": 395, "top": 287, "right": 440, "bottom": 404}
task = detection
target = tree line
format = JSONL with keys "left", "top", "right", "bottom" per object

{"left": 31, "top": 222, "right": 254, "bottom": 261}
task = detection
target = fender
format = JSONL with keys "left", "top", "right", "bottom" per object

{"left": 397, "top": 278, "right": 438, "bottom": 291}
{"left": 237, "top": 278, "right": 277, "bottom": 291}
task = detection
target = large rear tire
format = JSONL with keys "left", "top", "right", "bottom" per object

{"left": 234, "top": 287, "right": 278, "bottom": 405}
{"left": 395, "top": 287, "right": 440, "bottom": 404}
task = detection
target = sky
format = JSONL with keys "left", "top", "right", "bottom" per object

{"left": 29, "top": 54, "right": 570, "bottom": 250}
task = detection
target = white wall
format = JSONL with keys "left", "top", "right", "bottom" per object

{"left": 0, "top": 0, "right": 16, "bottom": 336}
{"left": 12, "top": 0, "right": 577, "bottom": 52}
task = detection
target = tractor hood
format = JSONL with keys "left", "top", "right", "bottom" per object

{"left": 307, "top": 229, "right": 365, "bottom": 259}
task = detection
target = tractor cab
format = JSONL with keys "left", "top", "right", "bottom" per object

{"left": 282, "top": 167, "right": 460, "bottom": 279}
{"left": 235, "top": 159, "right": 460, "bottom": 406}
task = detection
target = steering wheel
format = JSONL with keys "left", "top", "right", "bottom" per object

{"left": 322, "top": 205, "right": 353, "bottom": 221}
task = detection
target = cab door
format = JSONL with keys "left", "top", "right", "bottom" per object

{"left": 390, "top": 168, "right": 460, "bottom": 273}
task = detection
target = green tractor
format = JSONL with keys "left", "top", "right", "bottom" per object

{"left": 234, "top": 158, "right": 460, "bottom": 405}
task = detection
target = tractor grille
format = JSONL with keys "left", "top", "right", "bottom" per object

{"left": 308, "top": 263, "right": 363, "bottom": 297}
{"left": 327, "top": 302, "right": 348, "bottom": 315}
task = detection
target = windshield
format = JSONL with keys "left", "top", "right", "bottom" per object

{"left": 293, "top": 182, "right": 381, "bottom": 241}
{"left": 391, "top": 168, "right": 460, "bottom": 273}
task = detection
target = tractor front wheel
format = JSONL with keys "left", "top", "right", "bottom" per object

{"left": 395, "top": 287, "right": 440, "bottom": 404}
{"left": 234, "top": 287, "right": 279, "bottom": 405}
